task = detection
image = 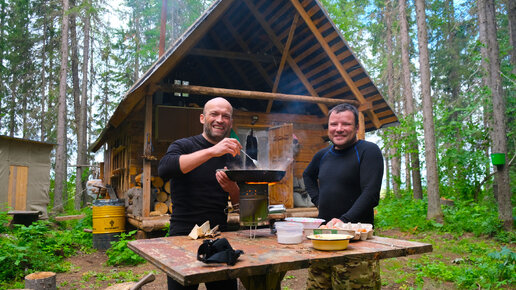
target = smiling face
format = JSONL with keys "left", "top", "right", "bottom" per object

{"left": 328, "top": 110, "right": 358, "bottom": 150}
{"left": 200, "top": 98, "right": 233, "bottom": 144}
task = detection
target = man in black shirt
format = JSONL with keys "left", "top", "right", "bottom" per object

{"left": 303, "top": 103, "right": 383, "bottom": 289}
{"left": 158, "top": 97, "right": 241, "bottom": 290}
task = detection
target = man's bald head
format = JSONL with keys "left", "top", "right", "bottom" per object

{"left": 201, "top": 97, "right": 234, "bottom": 143}
{"left": 203, "top": 97, "right": 233, "bottom": 116}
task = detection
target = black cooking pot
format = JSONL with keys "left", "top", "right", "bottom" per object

{"left": 221, "top": 169, "right": 286, "bottom": 183}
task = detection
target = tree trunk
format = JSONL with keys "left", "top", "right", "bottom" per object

{"left": 55, "top": 0, "right": 70, "bottom": 213}
{"left": 0, "top": 0, "right": 5, "bottom": 129}
{"left": 399, "top": 0, "right": 423, "bottom": 199}
{"left": 75, "top": 0, "right": 90, "bottom": 210}
{"left": 9, "top": 82, "right": 15, "bottom": 137}
{"left": 87, "top": 29, "right": 95, "bottom": 192}
{"left": 479, "top": 0, "right": 512, "bottom": 230}
{"left": 405, "top": 153, "right": 411, "bottom": 190}
{"left": 40, "top": 7, "right": 47, "bottom": 142}
{"left": 70, "top": 0, "right": 80, "bottom": 130}
{"left": 414, "top": 0, "right": 442, "bottom": 221}
{"left": 159, "top": 0, "right": 167, "bottom": 57}
{"left": 385, "top": 0, "right": 400, "bottom": 198}
{"left": 21, "top": 83, "right": 27, "bottom": 138}
{"left": 478, "top": 0, "right": 493, "bottom": 190}
{"left": 70, "top": 0, "right": 82, "bottom": 210}
{"left": 507, "top": 0, "right": 516, "bottom": 74}
{"left": 134, "top": 6, "right": 141, "bottom": 82}
{"left": 25, "top": 272, "right": 56, "bottom": 289}
{"left": 384, "top": 153, "right": 391, "bottom": 196}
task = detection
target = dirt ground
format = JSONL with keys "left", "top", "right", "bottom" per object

{"left": 55, "top": 251, "right": 308, "bottom": 289}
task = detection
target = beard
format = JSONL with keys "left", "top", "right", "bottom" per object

{"left": 204, "top": 122, "right": 230, "bottom": 143}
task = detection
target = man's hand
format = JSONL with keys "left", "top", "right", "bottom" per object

{"left": 326, "top": 218, "right": 344, "bottom": 228}
{"left": 210, "top": 138, "right": 242, "bottom": 157}
{"left": 178, "top": 138, "right": 241, "bottom": 174}
{"left": 216, "top": 168, "right": 239, "bottom": 204}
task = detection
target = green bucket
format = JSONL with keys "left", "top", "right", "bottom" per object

{"left": 491, "top": 153, "right": 505, "bottom": 165}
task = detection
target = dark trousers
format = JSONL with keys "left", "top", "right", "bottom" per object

{"left": 167, "top": 275, "right": 237, "bottom": 290}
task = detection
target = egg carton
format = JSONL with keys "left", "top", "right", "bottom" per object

{"left": 304, "top": 223, "right": 374, "bottom": 241}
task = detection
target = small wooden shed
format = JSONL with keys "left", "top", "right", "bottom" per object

{"left": 90, "top": 0, "right": 398, "bottom": 234}
{"left": 0, "top": 135, "right": 54, "bottom": 219}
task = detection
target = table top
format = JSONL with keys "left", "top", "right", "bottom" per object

{"left": 128, "top": 229, "right": 432, "bottom": 286}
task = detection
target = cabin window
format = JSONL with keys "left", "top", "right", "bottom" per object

{"left": 174, "top": 80, "right": 189, "bottom": 97}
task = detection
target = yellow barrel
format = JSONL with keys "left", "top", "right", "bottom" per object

{"left": 92, "top": 199, "right": 125, "bottom": 234}
{"left": 92, "top": 199, "right": 125, "bottom": 250}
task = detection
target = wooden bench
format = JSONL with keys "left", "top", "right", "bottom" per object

{"left": 8, "top": 210, "right": 41, "bottom": 227}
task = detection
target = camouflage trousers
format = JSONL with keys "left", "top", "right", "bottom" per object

{"left": 306, "top": 259, "right": 381, "bottom": 290}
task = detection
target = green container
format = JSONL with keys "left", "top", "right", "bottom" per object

{"left": 491, "top": 153, "right": 505, "bottom": 165}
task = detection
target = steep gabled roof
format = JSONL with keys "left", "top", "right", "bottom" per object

{"left": 91, "top": 0, "right": 397, "bottom": 152}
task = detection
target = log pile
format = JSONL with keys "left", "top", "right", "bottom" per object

{"left": 126, "top": 174, "right": 172, "bottom": 217}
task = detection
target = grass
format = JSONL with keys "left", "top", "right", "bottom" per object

{"left": 59, "top": 269, "right": 158, "bottom": 289}
{"left": 1, "top": 191, "right": 514, "bottom": 289}
{"left": 376, "top": 193, "right": 516, "bottom": 289}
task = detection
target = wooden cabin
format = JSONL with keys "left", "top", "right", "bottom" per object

{"left": 89, "top": 0, "right": 398, "bottom": 235}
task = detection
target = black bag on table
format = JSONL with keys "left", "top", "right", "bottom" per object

{"left": 197, "top": 238, "right": 244, "bottom": 266}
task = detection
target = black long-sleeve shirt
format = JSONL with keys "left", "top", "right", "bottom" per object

{"left": 158, "top": 134, "right": 239, "bottom": 235}
{"left": 303, "top": 140, "right": 384, "bottom": 225}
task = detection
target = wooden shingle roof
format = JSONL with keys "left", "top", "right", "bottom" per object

{"left": 91, "top": 0, "right": 397, "bottom": 152}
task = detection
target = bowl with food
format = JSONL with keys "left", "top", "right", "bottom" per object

{"left": 306, "top": 234, "right": 354, "bottom": 251}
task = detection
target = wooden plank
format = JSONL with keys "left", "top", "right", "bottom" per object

{"left": 143, "top": 92, "right": 153, "bottom": 217}
{"left": 8, "top": 166, "right": 28, "bottom": 210}
{"left": 267, "top": 14, "right": 299, "bottom": 112}
{"left": 189, "top": 48, "right": 275, "bottom": 63}
{"left": 54, "top": 214, "right": 86, "bottom": 221}
{"left": 209, "top": 31, "right": 255, "bottom": 89}
{"left": 242, "top": 0, "right": 329, "bottom": 116}
{"left": 221, "top": 17, "right": 273, "bottom": 89}
{"left": 290, "top": 0, "right": 382, "bottom": 129}
{"left": 358, "top": 111, "right": 365, "bottom": 140}
{"left": 268, "top": 124, "right": 294, "bottom": 208}
{"left": 233, "top": 110, "right": 326, "bottom": 125}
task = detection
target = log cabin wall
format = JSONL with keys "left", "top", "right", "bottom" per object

{"left": 105, "top": 107, "right": 146, "bottom": 196}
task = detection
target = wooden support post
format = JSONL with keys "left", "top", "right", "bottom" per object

{"left": 142, "top": 92, "right": 153, "bottom": 217}
{"left": 358, "top": 112, "right": 365, "bottom": 140}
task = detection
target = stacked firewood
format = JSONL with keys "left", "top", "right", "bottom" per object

{"left": 126, "top": 174, "right": 172, "bottom": 216}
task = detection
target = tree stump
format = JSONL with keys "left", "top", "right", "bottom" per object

{"left": 25, "top": 271, "right": 56, "bottom": 289}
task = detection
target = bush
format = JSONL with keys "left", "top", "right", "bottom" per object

{"left": 105, "top": 230, "right": 145, "bottom": 266}
{"left": 0, "top": 208, "right": 93, "bottom": 287}
{"left": 376, "top": 192, "right": 514, "bottom": 243}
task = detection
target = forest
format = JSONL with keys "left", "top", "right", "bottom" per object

{"left": 0, "top": 0, "right": 514, "bottom": 288}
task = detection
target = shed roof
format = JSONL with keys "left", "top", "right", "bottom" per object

{"left": 91, "top": 0, "right": 397, "bottom": 152}
{"left": 0, "top": 135, "right": 56, "bottom": 147}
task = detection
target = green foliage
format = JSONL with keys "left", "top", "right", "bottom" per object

{"left": 410, "top": 245, "right": 516, "bottom": 289}
{"left": 378, "top": 195, "right": 516, "bottom": 289}
{"left": 0, "top": 208, "right": 93, "bottom": 287}
{"left": 105, "top": 230, "right": 145, "bottom": 266}
{"left": 376, "top": 192, "right": 513, "bottom": 242}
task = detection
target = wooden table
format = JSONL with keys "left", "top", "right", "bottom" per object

{"left": 128, "top": 229, "right": 432, "bottom": 289}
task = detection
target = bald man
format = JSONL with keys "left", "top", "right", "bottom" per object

{"left": 158, "top": 97, "right": 241, "bottom": 290}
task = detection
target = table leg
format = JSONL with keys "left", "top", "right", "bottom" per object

{"left": 240, "top": 271, "right": 286, "bottom": 290}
